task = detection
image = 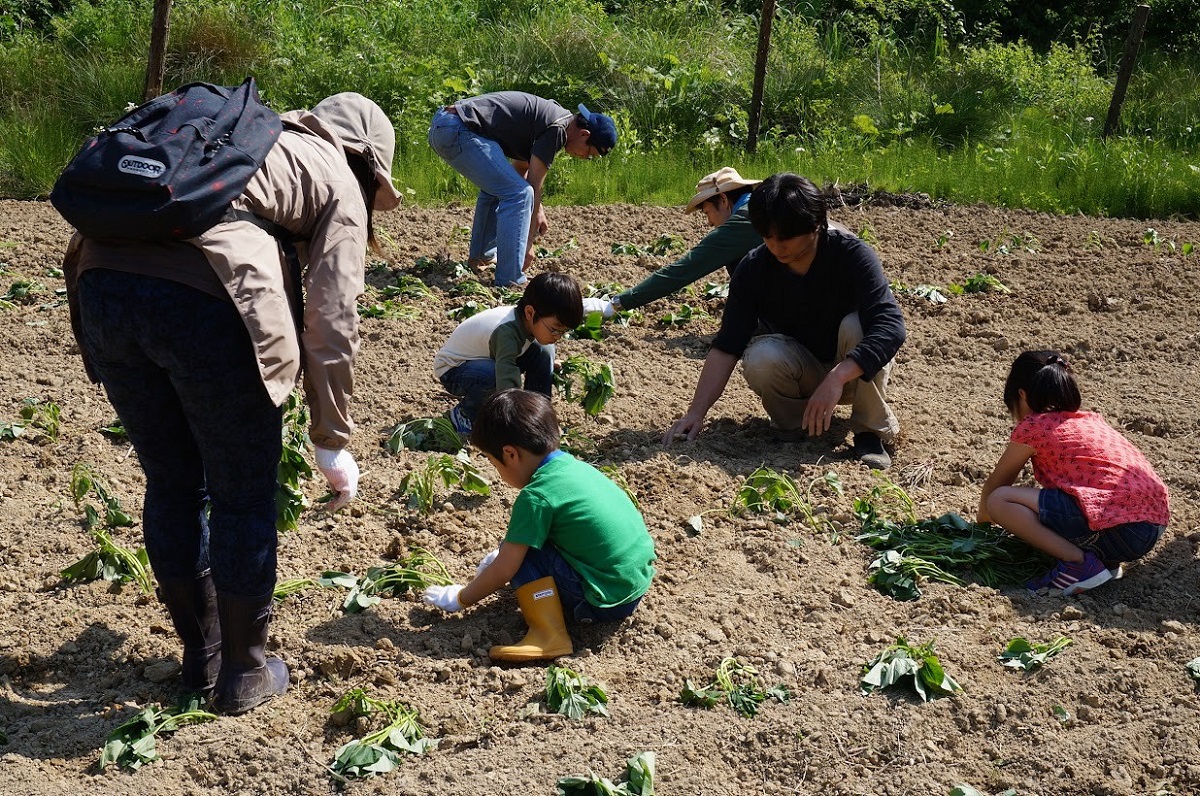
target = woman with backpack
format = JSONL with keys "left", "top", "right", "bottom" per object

{"left": 59, "top": 90, "right": 402, "bottom": 715}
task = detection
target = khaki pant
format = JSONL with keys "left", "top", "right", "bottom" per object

{"left": 741, "top": 313, "right": 899, "bottom": 443}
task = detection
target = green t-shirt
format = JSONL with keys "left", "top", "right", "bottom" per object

{"left": 506, "top": 453, "right": 656, "bottom": 608}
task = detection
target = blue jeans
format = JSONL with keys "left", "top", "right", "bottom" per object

{"left": 77, "top": 269, "right": 282, "bottom": 597}
{"left": 438, "top": 343, "right": 554, "bottom": 423}
{"left": 428, "top": 108, "right": 532, "bottom": 287}
{"left": 1038, "top": 488, "right": 1165, "bottom": 564}
{"left": 512, "top": 544, "right": 642, "bottom": 624}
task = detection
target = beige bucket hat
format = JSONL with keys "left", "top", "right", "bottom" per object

{"left": 309, "top": 92, "right": 404, "bottom": 211}
{"left": 685, "top": 166, "right": 761, "bottom": 213}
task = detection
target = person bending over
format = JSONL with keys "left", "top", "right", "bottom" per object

{"left": 428, "top": 91, "right": 617, "bottom": 287}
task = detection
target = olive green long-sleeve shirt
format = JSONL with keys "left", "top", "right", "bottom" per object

{"left": 614, "top": 208, "right": 762, "bottom": 311}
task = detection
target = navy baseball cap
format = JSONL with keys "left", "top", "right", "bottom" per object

{"left": 577, "top": 103, "right": 617, "bottom": 155}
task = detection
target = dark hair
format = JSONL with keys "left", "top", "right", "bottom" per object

{"left": 747, "top": 173, "right": 829, "bottom": 239}
{"left": 702, "top": 184, "right": 754, "bottom": 211}
{"left": 470, "top": 389, "right": 561, "bottom": 460}
{"left": 516, "top": 272, "right": 583, "bottom": 328}
{"left": 346, "top": 153, "right": 382, "bottom": 255}
{"left": 1003, "top": 350, "right": 1082, "bottom": 415}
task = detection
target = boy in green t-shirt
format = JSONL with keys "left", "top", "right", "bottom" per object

{"left": 423, "top": 389, "right": 656, "bottom": 661}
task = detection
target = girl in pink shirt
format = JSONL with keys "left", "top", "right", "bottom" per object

{"left": 978, "top": 350, "right": 1169, "bottom": 596}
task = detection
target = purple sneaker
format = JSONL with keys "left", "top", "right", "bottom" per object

{"left": 1046, "top": 554, "right": 1118, "bottom": 597}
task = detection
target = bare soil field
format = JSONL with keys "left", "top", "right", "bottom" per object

{"left": 1, "top": 197, "right": 1199, "bottom": 796}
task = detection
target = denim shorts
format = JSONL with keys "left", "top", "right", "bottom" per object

{"left": 1038, "top": 488, "right": 1165, "bottom": 563}
{"left": 511, "top": 543, "right": 642, "bottom": 625}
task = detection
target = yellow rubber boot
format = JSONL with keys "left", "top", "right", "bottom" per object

{"left": 489, "top": 576, "right": 574, "bottom": 662}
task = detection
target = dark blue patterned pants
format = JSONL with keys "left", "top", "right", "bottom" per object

{"left": 77, "top": 269, "right": 282, "bottom": 596}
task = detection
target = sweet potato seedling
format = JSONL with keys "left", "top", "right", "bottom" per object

{"left": 99, "top": 695, "right": 216, "bottom": 771}
{"left": 277, "top": 391, "right": 312, "bottom": 532}
{"left": 1186, "top": 657, "right": 1200, "bottom": 683}
{"left": 379, "top": 275, "right": 433, "bottom": 300}
{"left": 383, "top": 416, "right": 465, "bottom": 455}
{"left": 557, "top": 750, "right": 656, "bottom": 796}
{"left": 860, "top": 638, "right": 962, "bottom": 701}
{"left": 571, "top": 310, "right": 606, "bottom": 341}
{"left": 558, "top": 426, "right": 597, "bottom": 458}
{"left": 947, "top": 273, "right": 1010, "bottom": 295}
{"left": 328, "top": 688, "right": 437, "bottom": 782}
{"left": 447, "top": 300, "right": 485, "bottom": 320}
{"left": 62, "top": 463, "right": 153, "bottom": 593}
{"left": 0, "top": 397, "right": 61, "bottom": 442}
{"left": 611, "top": 234, "right": 684, "bottom": 258}
{"left": 867, "top": 549, "right": 963, "bottom": 601}
{"left": 553, "top": 355, "right": 616, "bottom": 417}
{"left": 272, "top": 571, "right": 355, "bottom": 603}
{"left": 1, "top": 278, "right": 46, "bottom": 305}
{"left": 657, "top": 304, "right": 707, "bottom": 326}
{"left": 730, "top": 467, "right": 842, "bottom": 534}
{"left": 998, "top": 636, "right": 1073, "bottom": 671}
{"left": 524, "top": 664, "right": 610, "bottom": 720}
{"left": 680, "top": 657, "right": 790, "bottom": 719}
{"left": 535, "top": 238, "right": 579, "bottom": 259}
{"left": 335, "top": 547, "right": 453, "bottom": 613}
{"left": 358, "top": 301, "right": 414, "bottom": 320}
{"left": 890, "top": 281, "right": 948, "bottom": 304}
{"left": 400, "top": 451, "right": 490, "bottom": 514}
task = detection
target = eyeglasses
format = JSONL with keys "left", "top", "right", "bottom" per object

{"left": 539, "top": 318, "right": 570, "bottom": 338}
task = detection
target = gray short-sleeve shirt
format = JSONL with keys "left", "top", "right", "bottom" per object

{"left": 455, "top": 91, "right": 573, "bottom": 166}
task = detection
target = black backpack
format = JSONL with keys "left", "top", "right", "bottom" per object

{"left": 50, "top": 77, "right": 282, "bottom": 241}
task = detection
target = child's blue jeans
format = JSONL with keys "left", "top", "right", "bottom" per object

{"left": 1039, "top": 488, "right": 1165, "bottom": 564}
{"left": 439, "top": 344, "right": 554, "bottom": 423}
{"left": 512, "top": 544, "right": 642, "bottom": 625}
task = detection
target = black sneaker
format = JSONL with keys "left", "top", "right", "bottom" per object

{"left": 852, "top": 432, "right": 892, "bottom": 470}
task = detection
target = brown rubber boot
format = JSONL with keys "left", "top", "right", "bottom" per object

{"left": 213, "top": 590, "right": 289, "bottom": 715}
{"left": 156, "top": 571, "right": 222, "bottom": 695}
{"left": 489, "top": 576, "right": 574, "bottom": 662}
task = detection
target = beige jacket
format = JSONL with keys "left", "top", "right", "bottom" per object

{"left": 64, "top": 97, "right": 395, "bottom": 449}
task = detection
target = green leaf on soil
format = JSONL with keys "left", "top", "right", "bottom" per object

{"left": 861, "top": 638, "right": 962, "bottom": 701}
{"left": 998, "top": 636, "right": 1072, "bottom": 670}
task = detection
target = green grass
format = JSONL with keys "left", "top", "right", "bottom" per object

{"left": 2, "top": 0, "right": 1199, "bottom": 217}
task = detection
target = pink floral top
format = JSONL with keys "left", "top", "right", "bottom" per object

{"left": 1012, "top": 411, "right": 1170, "bottom": 531}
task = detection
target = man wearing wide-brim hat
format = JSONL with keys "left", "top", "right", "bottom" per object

{"left": 598, "top": 166, "right": 763, "bottom": 316}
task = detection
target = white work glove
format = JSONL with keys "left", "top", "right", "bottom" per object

{"left": 582, "top": 297, "right": 615, "bottom": 319}
{"left": 475, "top": 548, "right": 500, "bottom": 578}
{"left": 314, "top": 446, "right": 359, "bottom": 512}
{"left": 422, "top": 584, "right": 465, "bottom": 612}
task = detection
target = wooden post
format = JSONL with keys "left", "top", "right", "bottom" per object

{"left": 143, "top": 0, "right": 173, "bottom": 102}
{"left": 1102, "top": 3, "right": 1150, "bottom": 139}
{"left": 747, "top": 0, "right": 777, "bottom": 154}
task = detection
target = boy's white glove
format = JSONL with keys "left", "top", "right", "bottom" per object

{"left": 475, "top": 548, "right": 500, "bottom": 578}
{"left": 422, "top": 584, "right": 465, "bottom": 612}
{"left": 582, "top": 297, "right": 615, "bottom": 319}
{"left": 314, "top": 446, "right": 359, "bottom": 511}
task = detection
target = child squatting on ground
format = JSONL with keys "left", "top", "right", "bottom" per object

{"left": 977, "top": 350, "right": 1170, "bottom": 596}
{"left": 422, "top": 389, "right": 657, "bottom": 661}
{"left": 433, "top": 272, "right": 604, "bottom": 436}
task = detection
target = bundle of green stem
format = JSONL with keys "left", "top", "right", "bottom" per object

{"left": 857, "top": 510, "right": 1051, "bottom": 591}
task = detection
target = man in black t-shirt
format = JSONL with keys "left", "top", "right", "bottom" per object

{"left": 663, "top": 173, "right": 906, "bottom": 470}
